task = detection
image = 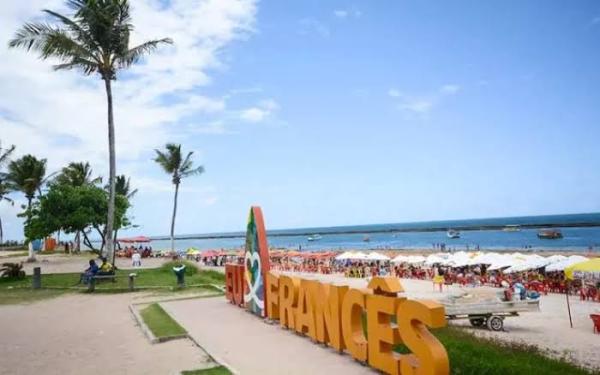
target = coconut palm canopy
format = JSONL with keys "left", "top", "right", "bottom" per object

{"left": 8, "top": 0, "right": 172, "bottom": 260}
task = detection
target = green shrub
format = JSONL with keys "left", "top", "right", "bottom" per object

{"left": 0, "top": 262, "right": 26, "bottom": 279}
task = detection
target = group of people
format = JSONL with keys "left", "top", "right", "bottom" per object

{"left": 80, "top": 257, "right": 114, "bottom": 284}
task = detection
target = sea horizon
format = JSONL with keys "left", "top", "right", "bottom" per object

{"left": 135, "top": 212, "right": 600, "bottom": 252}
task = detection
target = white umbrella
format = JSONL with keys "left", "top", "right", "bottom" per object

{"left": 406, "top": 255, "right": 426, "bottom": 264}
{"left": 366, "top": 252, "right": 390, "bottom": 261}
{"left": 348, "top": 252, "right": 368, "bottom": 260}
{"left": 335, "top": 251, "right": 355, "bottom": 260}
{"left": 425, "top": 254, "right": 447, "bottom": 266}
{"left": 546, "top": 255, "right": 588, "bottom": 272}
{"left": 391, "top": 255, "right": 409, "bottom": 264}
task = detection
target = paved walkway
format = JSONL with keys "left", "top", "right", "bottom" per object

{"left": 161, "top": 297, "right": 376, "bottom": 375}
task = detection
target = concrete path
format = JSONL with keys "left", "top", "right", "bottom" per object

{"left": 161, "top": 297, "right": 376, "bottom": 375}
{"left": 0, "top": 293, "right": 212, "bottom": 375}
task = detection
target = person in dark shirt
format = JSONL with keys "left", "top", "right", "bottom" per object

{"left": 80, "top": 259, "right": 99, "bottom": 284}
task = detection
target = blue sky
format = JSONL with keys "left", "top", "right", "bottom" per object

{"left": 1, "top": 0, "right": 600, "bottom": 239}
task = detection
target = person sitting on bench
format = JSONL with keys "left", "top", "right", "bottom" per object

{"left": 80, "top": 259, "right": 99, "bottom": 284}
{"left": 97, "top": 257, "right": 114, "bottom": 276}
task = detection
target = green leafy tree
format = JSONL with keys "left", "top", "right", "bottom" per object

{"left": 9, "top": 0, "right": 172, "bottom": 259}
{"left": 0, "top": 142, "right": 16, "bottom": 245}
{"left": 6, "top": 155, "right": 49, "bottom": 261}
{"left": 26, "top": 184, "right": 129, "bottom": 254}
{"left": 154, "top": 144, "right": 204, "bottom": 252}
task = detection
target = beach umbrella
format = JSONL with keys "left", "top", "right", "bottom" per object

{"left": 336, "top": 251, "right": 355, "bottom": 260}
{"left": 349, "top": 252, "right": 368, "bottom": 260}
{"left": 391, "top": 255, "right": 409, "bottom": 264}
{"left": 425, "top": 254, "right": 447, "bottom": 266}
{"left": 366, "top": 252, "right": 390, "bottom": 261}
{"left": 564, "top": 258, "right": 600, "bottom": 281}
{"left": 406, "top": 255, "right": 426, "bottom": 264}
{"left": 545, "top": 255, "right": 588, "bottom": 272}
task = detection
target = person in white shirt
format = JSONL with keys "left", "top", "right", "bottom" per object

{"left": 132, "top": 251, "right": 141, "bottom": 267}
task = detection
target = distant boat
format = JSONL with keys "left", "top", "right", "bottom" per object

{"left": 537, "top": 229, "right": 563, "bottom": 239}
{"left": 363, "top": 235, "right": 370, "bottom": 242}
{"left": 447, "top": 229, "right": 460, "bottom": 239}
{"left": 503, "top": 225, "right": 521, "bottom": 232}
{"left": 307, "top": 234, "right": 322, "bottom": 241}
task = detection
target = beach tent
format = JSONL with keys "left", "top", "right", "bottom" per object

{"left": 366, "top": 252, "right": 390, "bottom": 261}
{"left": 504, "top": 257, "right": 551, "bottom": 274}
{"left": 349, "top": 252, "right": 368, "bottom": 260}
{"left": 564, "top": 258, "right": 600, "bottom": 281}
{"left": 119, "top": 236, "right": 151, "bottom": 243}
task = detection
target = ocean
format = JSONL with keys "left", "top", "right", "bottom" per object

{"left": 145, "top": 213, "right": 600, "bottom": 252}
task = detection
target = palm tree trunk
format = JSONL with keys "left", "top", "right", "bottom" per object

{"left": 103, "top": 77, "right": 117, "bottom": 264}
{"left": 170, "top": 182, "right": 180, "bottom": 252}
{"left": 0, "top": 215, "right": 3, "bottom": 245}
{"left": 26, "top": 197, "right": 35, "bottom": 261}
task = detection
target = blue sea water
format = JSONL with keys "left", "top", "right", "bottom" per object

{"left": 147, "top": 213, "right": 600, "bottom": 252}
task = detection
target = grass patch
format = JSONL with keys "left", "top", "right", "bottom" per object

{"left": 0, "top": 265, "right": 225, "bottom": 304}
{"left": 140, "top": 303, "right": 186, "bottom": 338}
{"left": 395, "top": 326, "right": 592, "bottom": 375}
{"left": 181, "top": 366, "right": 232, "bottom": 375}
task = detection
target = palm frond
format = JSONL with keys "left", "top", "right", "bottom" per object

{"left": 117, "top": 38, "right": 173, "bottom": 68}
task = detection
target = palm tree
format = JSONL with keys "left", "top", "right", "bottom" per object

{"left": 154, "top": 144, "right": 204, "bottom": 252}
{"left": 55, "top": 161, "right": 102, "bottom": 187}
{"left": 0, "top": 142, "right": 16, "bottom": 245}
{"left": 6, "top": 155, "right": 48, "bottom": 261}
{"left": 9, "top": 0, "right": 172, "bottom": 260}
{"left": 114, "top": 175, "right": 137, "bottom": 199}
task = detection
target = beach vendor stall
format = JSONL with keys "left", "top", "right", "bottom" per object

{"left": 116, "top": 236, "right": 152, "bottom": 257}
{"left": 563, "top": 258, "right": 600, "bottom": 329}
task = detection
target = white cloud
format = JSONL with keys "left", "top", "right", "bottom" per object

{"left": 388, "top": 88, "right": 401, "bottom": 97}
{"left": 240, "top": 98, "right": 280, "bottom": 123}
{"left": 440, "top": 84, "right": 461, "bottom": 95}
{"left": 333, "top": 7, "right": 361, "bottom": 19}
{"left": 333, "top": 10, "right": 348, "bottom": 18}
{"left": 389, "top": 84, "right": 461, "bottom": 115}
{"left": 0, "top": 0, "right": 259, "bottom": 239}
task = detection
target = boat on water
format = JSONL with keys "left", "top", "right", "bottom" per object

{"left": 307, "top": 234, "right": 322, "bottom": 241}
{"left": 537, "top": 229, "right": 563, "bottom": 239}
{"left": 503, "top": 225, "right": 521, "bottom": 232}
{"left": 447, "top": 229, "right": 460, "bottom": 239}
{"left": 363, "top": 235, "right": 370, "bottom": 242}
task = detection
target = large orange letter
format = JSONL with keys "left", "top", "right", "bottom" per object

{"left": 366, "top": 277, "right": 405, "bottom": 375}
{"left": 278, "top": 275, "right": 300, "bottom": 329}
{"left": 295, "top": 279, "right": 317, "bottom": 338}
{"left": 266, "top": 272, "right": 280, "bottom": 320}
{"left": 397, "top": 300, "right": 449, "bottom": 375}
{"left": 314, "top": 283, "right": 348, "bottom": 351}
{"left": 341, "top": 288, "right": 368, "bottom": 362}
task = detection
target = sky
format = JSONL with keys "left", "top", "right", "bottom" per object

{"left": 1, "top": 0, "right": 600, "bottom": 240}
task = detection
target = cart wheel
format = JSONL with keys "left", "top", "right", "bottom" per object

{"left": 487, "top": 316, "right": 504, "bottom": 331}
{"left": 469, "top": 318, "right": 485, "bottom": 327}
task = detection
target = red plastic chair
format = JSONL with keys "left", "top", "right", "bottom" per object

{"left": 591, "top": 314, "right": 600, "bottom": 334}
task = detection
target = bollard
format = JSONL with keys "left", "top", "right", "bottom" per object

{"left": 173, "top": 265, "right": 186, "bottom": 288}
{"left": 32, "top": 267, "right": 41, "bottom": 289}
{"left": 128, "top": 273, "right": 137, "bottom": 291}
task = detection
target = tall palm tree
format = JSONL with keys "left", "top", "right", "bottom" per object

{"left": 55, "top": 161, "right": 101, "bottom": 187}
{"left": 154, "top": 144, "right": 204, "bottom": 252}
{"left": 9, "top": 0, "right": 172, "bottom": 260}
{"left": 7, "top": 155, "right": 48, "bottom": 261}
{"left": 0, "top": 142, "right": 16, "bottom": 245}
